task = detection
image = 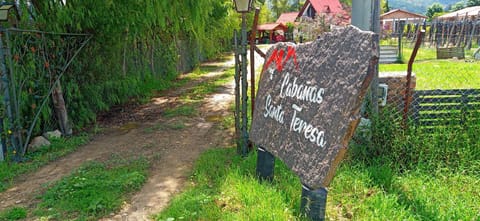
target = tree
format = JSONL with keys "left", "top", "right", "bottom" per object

{"left": 466, "top": 0, "right": 480, "bottom": 7}
{"left": 450, "top": 2, "right": 465, "bottom": 11}
{"left": 426, "top": 3, "right": 444, "bottom": 20}
{"left": 268, "top": 0, "right": 300, "bottom": 20}
{"left": 382, "top": 0, "right": 390, "bottom": 13}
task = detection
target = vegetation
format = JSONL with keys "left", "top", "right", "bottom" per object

{"left": 426, "top": 3, "right": 445, "bottom": 20}
{"left": 0, "top": 207, "right": 27, "bottom": 221}
{"left": 155, "top": 127, "right": 479, "bottom": 220}
{"left": 155, "top": 45, "right": 480, "bottom": 220}
{"left": 0, "top": 136, "right": 89, "bottom": 192}
{"left": 389, "top": 0, "right": 458, "bottom": 14}
{"left": 380, "top": 47, "right": 480, "bottom": 90}
{"left": 34, "top": 157, "right": 149, "bottom": 220}
{"left": 1, "top": 0, "right": 240, "bottom": 160}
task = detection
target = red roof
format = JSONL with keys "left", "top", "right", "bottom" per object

{"left": 257, "top": 23, "right": 288, "bottom": 31}
{"left": 300, "top": 0, "right": 345, "bottom": 15}
{"left": 298, "top": 0, "right": 349, "bottom": 24}
{"left": 276, "top": 12, "right": 299, "bottom": 24}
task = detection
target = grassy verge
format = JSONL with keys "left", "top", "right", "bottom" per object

{"left": 380, "top": 47, "right": 480, "bottom": 90}
{"left": 155, "top": 148, "right": 301, "bottom": 221}
{"left": 34, "top": 156, "right": 149, "bottom": 220}
{"left": 156, "top": 46, "right": 479, "bottom": 220}
{"left": 0, "top": 207, "right": 27, "bottom": 221}
{"left": 155, "top": 145, "right": 479, "bottom": 220}
{"left": 0, "top": 135, "right": 89, "bottom": 192}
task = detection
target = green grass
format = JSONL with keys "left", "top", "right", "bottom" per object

{"left": 328, "top": 163, "right": 479, "bottom": 220}
{"left": 155, "top": 148, "right": 301, "bottom": 221}
{"left": 380, "top": 47, "right": 480, "bottom": 90}
{"left": 163, "top": 105, "right": 198, "bottom": 118}
{"left": 0, "top": 135, "right": 89, "bottom": 192}
{"left": 144, "top": 120, "right": 186, "bottom": 133}
{"left": 34, "top": 156, "right": 149, "bottom": 221}
{"left": 180, "top": 68, "right": 234, "bottom": 101}
{"left": 155, "top": 147, "right": 479, "bottom": 220}
{"left": 0, "top": 207, "right": 27, "bottom": 221}
{"left": 162, "top": 65, "right": 235, "bottom": 119}
{"left": 156, "top": 45, "right": 479, "bottom": 220}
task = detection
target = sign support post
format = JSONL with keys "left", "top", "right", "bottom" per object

{"left": 301, "top": 185, "right": 328, "bottom": 221}
{"left": 256, "top": 146, "right": 274, "bottom": 182}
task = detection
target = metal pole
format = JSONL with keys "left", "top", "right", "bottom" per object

{"left": 5, "top": 31, "right": 23, "bottom": 151}
{"left": 371, "top": 0, "right": 380, "bottom": 115}
{"left": 352, "top": 0, "right": 379, "bottom": 115}
{"left": 250, "top": 8, "right": 260, "bottom": 119}
{"left": 234, "top": 30, "right": 241, "bottom": 154}
{"left": 241, "top": 13, "right": 249, "bottom": 157}
{"left": 256, "top": 146, "right": 274, "bottom": 182}
{"left": 0, "top": 29, "right": 20, "bottom": 161}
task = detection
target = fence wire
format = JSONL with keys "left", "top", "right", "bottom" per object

{"left": 378, "top": 26, "right": 480, "bottom": 132}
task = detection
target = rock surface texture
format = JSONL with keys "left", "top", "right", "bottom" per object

{"left": 250, "top": 26, "right": 379, "bottom": 189}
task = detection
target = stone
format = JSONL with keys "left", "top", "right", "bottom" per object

{"left": 43, "top": 129, "right": 62, "bottom": 139}
{"left": 29, "top": 136, "right": 51, "bottom": 152}
{"left": 250, "top": 26, "right": 378, "bottom": 189}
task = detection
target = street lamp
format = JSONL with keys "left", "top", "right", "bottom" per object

{"left": 233, "top": 0, "right": 253, "bottom": 157}
{"left": 233, "top": 0, "right": 253, "bottom": 13}
{"left": 0, "top": 3, "right": 19, "bottom": 22}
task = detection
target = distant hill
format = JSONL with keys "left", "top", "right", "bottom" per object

{"left": 388, "top": 0, "right": 461, "bottom": 15}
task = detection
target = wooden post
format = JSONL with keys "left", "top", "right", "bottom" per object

{"left": 466, "top": 19, "right": 479, "bottom": 50}
{"left": 52, "top": 82, "right": 72, "bottom": 136}
{"left": 456, "top": 13, "right": 467, "bottom": 47}
{"left": 403, "top": 30, "right": 424, "bottom": 125}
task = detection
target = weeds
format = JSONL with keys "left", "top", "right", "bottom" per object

{"left": 35, "top": 157, "right": 149, "bottom": 220}
{"left": 0, "top": 135, "right": 89, "bottom": 192}
{"left": 349, "top": 108, "right": 480, "bottom": 176}
{"left": 0, "top": 207, "right": 27, "bottom": 221}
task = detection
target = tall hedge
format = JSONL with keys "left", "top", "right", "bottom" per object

{"left": 17, "top": 0, "right": 239, "bottom": 130}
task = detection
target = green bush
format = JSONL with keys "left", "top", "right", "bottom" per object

{"left": 1, "top": 1, "right": 239, "bottom": 145}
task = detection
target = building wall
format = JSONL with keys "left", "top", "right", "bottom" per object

{"left": 381, "top": 11, "right": 425, "bottom": 20}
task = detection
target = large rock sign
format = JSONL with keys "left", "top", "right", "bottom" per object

{"left": 250, "top": 26, "right": 378, "bottom": 189}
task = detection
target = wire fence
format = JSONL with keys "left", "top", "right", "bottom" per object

{"left": 0, "top": 28, "right": 92, "bottom": 160}
{"left": 377, "top": 26, "right": 480, "bottom": 131}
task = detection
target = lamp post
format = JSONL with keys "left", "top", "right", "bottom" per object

{"left": 0, "top": 3, "right": 20, "bottom": 162}
{"left": 233, "top": 0, "right": 253, "bottom": 157}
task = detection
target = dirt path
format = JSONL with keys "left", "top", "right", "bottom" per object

{"left": 0, "top": 57, "right": 237, "bottom": 220}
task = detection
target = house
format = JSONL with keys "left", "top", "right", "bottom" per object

{"left": 256, "top": 23, "right": 288, "bottom": 43}
{"left": 276, "top": 12, "right": 299, "bottom": 25}
{"left": 437, "top": 6, "right": 480, "bottom": 21}
{"left": 298, "top": 0, "right": 349, "bottom": 24}
{"left": 380, "top": 9, "right": 427, "bottom": 33}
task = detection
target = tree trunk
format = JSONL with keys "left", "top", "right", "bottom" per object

{"left": 52, "top": 82, "right": 72, "bottom": 136}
